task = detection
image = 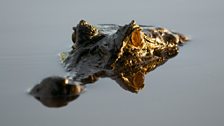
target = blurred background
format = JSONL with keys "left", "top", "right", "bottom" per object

{"left": 0, "top": 0, "right": 223, "bottom": 126}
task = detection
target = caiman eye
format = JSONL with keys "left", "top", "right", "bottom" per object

{"left": 131, "top": 29, "right": 143, "bottom": 47}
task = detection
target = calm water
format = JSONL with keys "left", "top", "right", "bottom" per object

{"left": 0, "top": 0, "right": 224, "bottom": 126}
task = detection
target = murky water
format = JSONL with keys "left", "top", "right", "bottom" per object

{"left": 0, "top": 0, "right": 224, "bottom": 126}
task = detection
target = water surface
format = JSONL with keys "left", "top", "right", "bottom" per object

{"left": 0, "top": 0, "right": 224, "bottom": 126}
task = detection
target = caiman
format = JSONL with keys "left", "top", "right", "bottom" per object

{"left": 30, "top": 20, "right": 189, "bottom": 107}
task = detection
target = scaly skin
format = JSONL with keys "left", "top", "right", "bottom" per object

{"left": 62, "top": 20, "right": 189, "bottom": 93}
{"left": 29, "top": 20, "right": 189, "bottom": 107}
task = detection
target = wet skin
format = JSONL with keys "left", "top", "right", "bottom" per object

{"left": 30, "top": 20, "right": 189, "bottom": 107}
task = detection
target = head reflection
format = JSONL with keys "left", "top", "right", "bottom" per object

{"left": 30, "top": 76, "right": 84, "bottom": 108}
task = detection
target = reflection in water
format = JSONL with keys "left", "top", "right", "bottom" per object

{"left": 30, "top": 20, "right": 189, "bottom": 107}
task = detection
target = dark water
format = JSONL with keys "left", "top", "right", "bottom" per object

{"left": 0, "top": 0, "right": 224, "bottom": 126}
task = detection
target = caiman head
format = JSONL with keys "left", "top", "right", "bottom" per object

{"left": 67, "top": 20, "right": 189, "bottom": 93}
{"left": 29, "top": 20, "right": 189, "bottom": 108}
